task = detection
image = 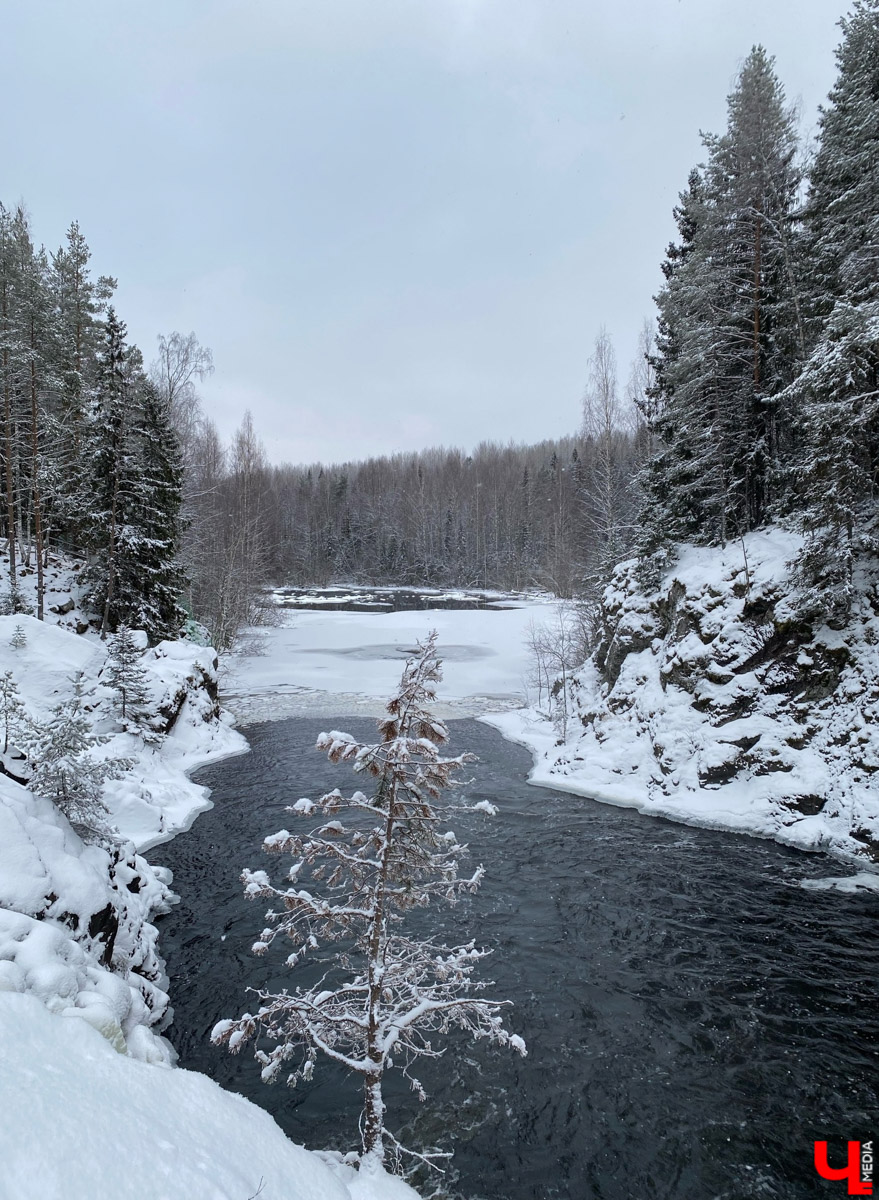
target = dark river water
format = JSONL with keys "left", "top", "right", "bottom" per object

{"left": 155, "top": 718, "right": 878, "bottom": 1200}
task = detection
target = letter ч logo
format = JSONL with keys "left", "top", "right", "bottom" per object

{"left": 815, "top": 1141, "right": 874, "bottom": 1195}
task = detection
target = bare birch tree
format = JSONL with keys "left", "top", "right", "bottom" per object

{"left": 581, "top": 328, "right": 632, "bottom": 581}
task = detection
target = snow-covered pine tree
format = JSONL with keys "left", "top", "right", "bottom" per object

{"left": 130, "top": 379, "right": 186, "bottom": 640}
{"left": 85, "top": 312, "right": 187, "bottom": 642}
{"left": 10, "top": 211, "right": 56, "bottom": 621}
{"left": 787, "top": 2, "right": 879, "bottom": 616}
{"left": 49, "top": 221, "right": 115, "bottom": 551}
{"left": 788, "top": 303, "right": 879, "bottom": 621}
{"left": 638, "top": 48, "right": 803, "bottom": 553}
{"left": 0, "top": 670, "right": 30, "bottom": 754}
{"left": 635, "top": 169, "right": 711, "bottom": 563}
{"left": 104, "top": 626, "right": 151, "bottom": 730}
{"left": 83, "top": 307, "right": 131, "bottom": 638}
{"left": 9, "top": 624, "right": 26, "bottom": 649}
{"left": 801, "top": 0, "right": 879, "bottom": 334}
{"left": 0, "top": 205, "right": 31, "bottom": 607}
{"left": 212, "top": 633, "right": 525, "bottom": 1171}
{"left": 29, "top": 673, "right": 122, "bottom": 843}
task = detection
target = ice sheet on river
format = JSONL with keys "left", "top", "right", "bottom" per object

{"left": 222, "top": 602, "right": 548, "bottom": 722}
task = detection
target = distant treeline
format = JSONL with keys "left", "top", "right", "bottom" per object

{"left": 256, "top": 431, "right": 641, "bottom": 596}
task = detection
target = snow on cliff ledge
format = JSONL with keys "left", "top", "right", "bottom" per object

{"left": 491, "top": 529, "right": 879, "bottom": 866}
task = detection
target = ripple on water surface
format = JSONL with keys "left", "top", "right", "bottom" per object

{"left": 156, "top": 719, "right": 879, "bottom": 1200}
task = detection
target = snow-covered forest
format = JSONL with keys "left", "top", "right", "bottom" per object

{"left": 2, "top": 1, "right": 879, "bottom": 1198}
{"left": 490, "top": 9, "right": 879, "bottom": 871}
{"left": 8, "top": 9, "right": 877, "bottom": 638}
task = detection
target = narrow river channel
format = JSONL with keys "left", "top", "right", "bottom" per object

{"left": 156, "top": 717, "right": 878, "bottom": 1200}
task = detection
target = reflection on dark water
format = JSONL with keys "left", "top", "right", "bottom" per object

{"left": 156, "top": 719, "right": 879, "bottom": 1200}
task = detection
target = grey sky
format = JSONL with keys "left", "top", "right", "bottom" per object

{"left": 3, "top": 1, "right": 840, "bottom": 465}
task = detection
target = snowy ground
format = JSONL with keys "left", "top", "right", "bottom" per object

{"left": 223, "top": 599, "right": 552, "bottom": 723}
{"left": 0, "top": 991, "right": 418, "bottom": 1200}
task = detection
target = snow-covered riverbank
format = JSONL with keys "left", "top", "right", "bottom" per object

{"left": 488, "top": 530, "right": 879, "bottom": 873}
{"left": 0, "top": 570, "right": 419, "bottom": 1200}
{"left": 224, "top": 570, "right": 879, "bottom": 875}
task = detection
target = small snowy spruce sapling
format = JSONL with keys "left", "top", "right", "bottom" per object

{"left": 0, "top": 672, "right": 30, "bottom": 755}
{"left": 29, "top": 673, "right": 124, "bottom": 843}
{"left": 212, "top": 632, "right": 525, "bottom": 1171}
{"left": 9, "top": 624, "right": 27, "bottom": 650}
{"left": 0, "top": 589, "right": 33, "bottom": 618}
{"left": 104, "top": 625, "right": 152, "bottom": 731}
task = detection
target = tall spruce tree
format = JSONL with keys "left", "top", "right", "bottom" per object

{"left": 638, "top": 49, "right": 803, "bottom": 552}
{"left": 788, "top": 2, "right": 879, "bottom": 617}
{"left": 130, "top": 379, "right": 186, "bottom": 639}
{"left": 85, "top": 315, "right": 186, "bottom": 642}
{"left": 85, "top": 308, "right": 131, "bottom": 637}
{"left": 802, "top": 0, "right": 879, "bottom": 330}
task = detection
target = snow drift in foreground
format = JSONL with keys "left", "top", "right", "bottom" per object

{"left": 490, "top": 529, "right": 879, "bottom": 867}
{"left": 0, "top": 992, "right": 416, "bottom": 1200}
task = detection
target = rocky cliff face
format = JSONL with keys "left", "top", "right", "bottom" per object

{"left": 533, "top": 529, "right": 879, "bottom": 864}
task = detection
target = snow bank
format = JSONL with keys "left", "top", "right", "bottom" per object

{"left": 0, "top": 609, "right": 247, "bottom": 1066}
{"left": 0, "top": 772, "right": 174, "bottom": 1063}
{"left": 0, "top": 992, "right": 417, "bottom": 1200}
{"left": 489, "top": 529, "right": 879, "bottom": 868}
{"left": 0, "top": 611, "right": 247, "bottom": 851}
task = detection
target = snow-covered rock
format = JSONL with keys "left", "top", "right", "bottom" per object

{"left": 491, "top": 528, "right": 879, "bottom": 866}
{"left": 0, "top": 743, "right": 179, "bottom": 1064}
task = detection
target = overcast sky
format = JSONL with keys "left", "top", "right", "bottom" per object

{"left": 2, "top": 0, "right": 842, "bottom": 466}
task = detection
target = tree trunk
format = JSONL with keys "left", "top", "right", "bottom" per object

{"left": 361, "top": 771, "right": 397, "bottom": 1164}
{"left": 362, "top": 1074, "right": 385, "bottom": 1164}
{"left": 1, "top": 279, "right": 16, "bottom": 598}
{"left": 100, "top": 468, "right": 120, "bottom": 640}
{"left": 30, "top": 343, "right": 44, "bottom": 620}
